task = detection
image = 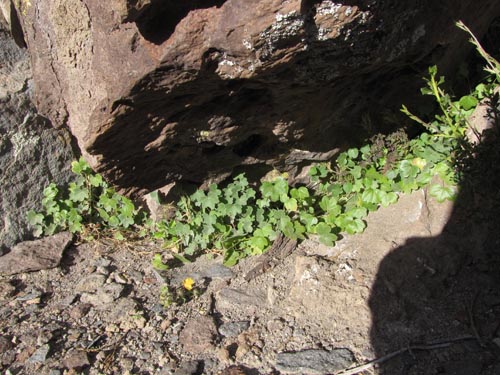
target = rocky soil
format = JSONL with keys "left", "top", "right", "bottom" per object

{"left": 1, "top": 180, "right": 499, "bottom": 375}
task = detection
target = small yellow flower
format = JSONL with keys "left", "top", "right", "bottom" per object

{"left": 182, "top": 277, "right": 195, "bottom": 291}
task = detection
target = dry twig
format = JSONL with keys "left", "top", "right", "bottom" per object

{"left": 467, "top": 292, "right": 485, "bottom": 347}
{"left": 334, "top": 335, "right": 475, "bottom": 375}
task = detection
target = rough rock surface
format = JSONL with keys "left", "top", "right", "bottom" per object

{"left": 0, "top": 232, "right": 73, "bottom": 275}
{"left": 0, "top": 21, "right": 75, "bottom": 251}
{"left": 16, "top": 0, "right": 500, "bottom": 195}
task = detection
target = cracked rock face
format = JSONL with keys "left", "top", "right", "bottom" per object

{"left": 16, "top": 0, "right": 500, "bottom": 196}
{"left": 0, "top": 21, "right": 74, "bottom": 251}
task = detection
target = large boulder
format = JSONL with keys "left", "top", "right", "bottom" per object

{"left": 15, "top": 0, "right": 500, "bottom": 196}
{"left": 0, "top": 19, "right": 75, "bottom": 252}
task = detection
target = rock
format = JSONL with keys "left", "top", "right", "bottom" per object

{"left": 75, "top": 274, "right": 107, "bottom": 293}
{"left": 218, "top": 321, "right": 250, "bottom": 338}
{"left": 275, "top": 348, "right": 354, "bottom": 374}
{"left": 202, "top": 263, "right": 234, "bottom": 280}
{"left": 14, "top": 0, "right": 500, "bottom": 196}
{"left": 15, "top": 289, "right": 43, "bottom": 302}
{"left": 106, "top": 297, "right": 138, "bottom": 322}
{"left": 0, "top": 335, "right": 13, "bottom": 352}
{"left": 0, "top": 22, "right": 74, "bottom": 250}
{"left": 493, "top": 337, "right": 500, "bottom": 349}
{"left": 27, "top": 344, "right": 50, "bottom": 364}
{"left": 219, "top": 365, "right": 251, "bottom": 375}
{"left": 179, "top": 315, "right": 218, "bottom": 353}
{"left": 114, "top": 272, "right": 129, "bottom": 284}
{"left": 62, "top": 349, "right": 90, "bottom": 370}
{"left": 120, "top": 312, "right": 147, "bottom": 331}
{"left": 68, "top": 303, "right": 92, "bottom": 320}
{"left": 0, "top": 281, "right": 16, "bottom": 300}
{"left": 173, "top": 360, "right": 201, "bottom": 375}
{"left": 36, "top": 330, "right": 54, "bottom": 346}
{"left": 80, "top": 283, "right": 124, "bottom": 308}
{"left": 0, "top": 232, "right": 73, "bottom": 275}
{"left": 216, "top": 288, "right": 267, "bottom": 316}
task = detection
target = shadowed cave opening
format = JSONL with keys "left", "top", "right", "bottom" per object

{"left": 136, "top": 0, "right": 228, "bottom": 45}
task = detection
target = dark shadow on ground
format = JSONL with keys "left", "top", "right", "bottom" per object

{"left": 369, "top": 117, "right": 500, "bottom": 373}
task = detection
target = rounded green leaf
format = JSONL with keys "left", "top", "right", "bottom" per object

{"left": 27, "top": 211, "right": 44, "bottom": 226}
{"left": 380, "top": 191, "right": 398, "bottom": 207}
{"left": 429, "top": 184, "right": 456, "bottom": 202}
{"left": 347, "top": 148, "right": 359, "bottom": 159}
{"left": 458, "top": 95, "right": 478, "bottom": 111}
{"left": 284, "top": 197, "right": 298, "bottom": 212}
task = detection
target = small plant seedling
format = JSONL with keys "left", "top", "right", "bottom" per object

{"left": 28, "top": 157, "right": 144, "bottom": 238}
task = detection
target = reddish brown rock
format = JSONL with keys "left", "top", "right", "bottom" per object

{"left": 15, "top": 0, "right": 500, "bottom": 195}
{"left": 0, "top": 232, "right": 73, "bottom": 275}
{"left": 179, "top": 315, "right": 218, "bottom": 353}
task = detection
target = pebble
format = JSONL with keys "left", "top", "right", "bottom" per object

{"left": 216, "top": 288, "right": 266, "bottom": 314}
{"left": 0, "top": 335, "right": 13, "bottom": 352}
{"left": 218, "top": 321, "right": 250, "bottom": 338}
{"left": 121, "top": 357, "right": 135, "bottom": 371}
{"left": 80, "top": 283, "right": 124, "bottom": 308}
{"left": 16, "top": 290, "right": 43, "bottom": 302}
{"left": 96, "top": 266, "right": 110, "bottom": 275}
{"left": 62, "top": 349, "right": 90, "bottom": 370}
{"left": 173, "top": 360, "right": 201, "bottom": 375}
{"left": 60, "top": 294, "right": 77, "bottom": 306}
{"left": 203, "top": 264, "right": 234, "bottom": 280}
{"left": 160, "top": 319, "right": 172, "bottom": 330}
{"left": 0, "top": 282, "right": 16, "bottom": 299}
{"left": 36, "top": 330, "right": 53, "bottom": 345}
{"left": 114, "top": 272, "right": 129, "bottom": 284}
{"left": 68, "top": 303, "right": 92, "bottom": 320}
{"left": 179, "top": 315, "right": 218, "bottom": 353}
{"left": 27, "top": 344, "right": 50, "bottom": 364}
{"left": 76, "top": 274, "right": 107, "bottom": 293}
{"left": 96, "top": 258, "right": 112, "bottom": 268}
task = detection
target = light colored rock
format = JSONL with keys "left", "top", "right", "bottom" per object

{"left": 75, "top": 274, "right": 107, "bottom": 293}
{"left": 216, "top": 288, "right": 267, "bottom": 316}
{"left": 218, "top": 321, "right": 250, "bottom": 338}
{"left": 275, "top": 348, "right": 354, "bottom": 374}
{"left": 80, "top": 283, "right": 124, "bottom": 308}
{"left": 27, "top": 344, "right": 50, "bottom": 364}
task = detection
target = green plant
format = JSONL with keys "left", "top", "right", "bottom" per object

{"left": 457, "top": 21, "right": 500, "bottom": 82}
{"left": 152, "top": 253, "right": 169, "bottom": 271}
{"left": 401, "top": 66, "right": 477, "bottom": 146}
{"left": 28, "top": 157, "right": 143, "bottom": 238}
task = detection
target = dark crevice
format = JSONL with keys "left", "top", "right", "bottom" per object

{"left": 233, "top": 134, "right": 263, "bottom": 157}
{"left": 201, "top": 143, "right": 225, "bottom": 155}
{"left": 136, "top": 0, "right": 228, "bottom": 45}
